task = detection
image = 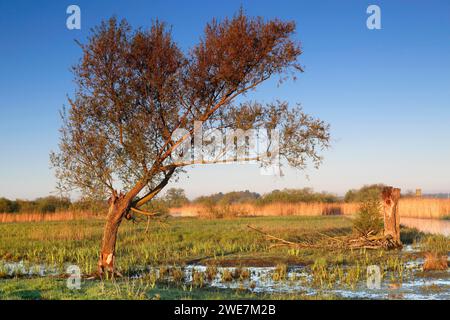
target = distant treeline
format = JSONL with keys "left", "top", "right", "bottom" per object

{"left": 0, "top": 196, "right": 107, "bottom": 214}
{"left": 193, "top": 188, "right": 340, "bottom": 206}
{"left": 2, "top": 184, "right": 444, "bottom": 214}
{"left": 192, "top": 185, "right": 390, "bottom": 206}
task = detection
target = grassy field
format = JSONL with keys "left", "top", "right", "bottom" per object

{"left": 0, "top": 216, "right": 447, "bottom": 300}
{"left": 0, "top": 216, "right": 358, "bottom": 272}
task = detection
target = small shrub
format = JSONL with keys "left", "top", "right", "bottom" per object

{"left": 353, "top": 199, "right": 383, "bottom": 236}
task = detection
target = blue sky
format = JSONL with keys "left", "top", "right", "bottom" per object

{"left": 0, "top": 0, "right": 449, "bottom": 200}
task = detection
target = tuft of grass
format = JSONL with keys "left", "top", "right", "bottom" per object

{"left": 192, "top": 269, "right": 205, "bottom": 288}
{"left": 233, "top": 267, "right": 250, "bottom": 281}
{"left": 221, "top": 269, "right": 234, "bottom": 282}
{"left": 272, "top": 264, "right": 287, "bottom": 281}
{"left": 420, "top": 235, "right": 449, "bottom": 256}
{"left": 400, "top": 226, "right": 425, "bottom": 244}
{"left": 205, "top": 265, "right": 218, "bottom": 281}
{"left": 420, "top": 235, "right": 449, "bottom": 271}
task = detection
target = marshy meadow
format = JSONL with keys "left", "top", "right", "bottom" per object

{"left": 0, "top": 188, "right": 448, "bottom": 300}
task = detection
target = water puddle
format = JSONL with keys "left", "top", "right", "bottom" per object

{"left": 401, "top": 218, "right": 450, "bottom": 236}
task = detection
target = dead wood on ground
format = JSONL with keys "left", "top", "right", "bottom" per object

{"left": 247, "top": 225, "right": 401, "bottom": 250}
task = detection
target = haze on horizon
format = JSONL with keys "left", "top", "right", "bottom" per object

{"left": 0, "top": 0, "right": 449, "bottom": 200}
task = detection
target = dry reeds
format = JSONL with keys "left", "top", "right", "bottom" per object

{"left": 398, "top": 198, "right": 450, "bottom": 219}
{"left": 170, "top": 198, "right": 450, "bottom": 220}
{"left": 2, "top": 197, "right": 448, "bottom": 223}
{"left": 0, "top": 211, "right": 100, "bottom": 223}
{"left": 170, "top": 202, "right": 359, "bottom": 218}
{"left": 423, "top": 253, "right": 448, "bottom": 271}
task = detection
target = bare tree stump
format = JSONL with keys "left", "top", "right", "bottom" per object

{"left": 381, "top": 186, "right": 402, "bottom": 248}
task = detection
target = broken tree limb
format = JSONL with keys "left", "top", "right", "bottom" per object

{"left": 247, "top": 225, "right": 322, "bottom": 248}
{"left": 130, "top": 207, "right": 159, "bottom": 216}
{"left": 247, "top": 225, "right": 401, "bottom": 250}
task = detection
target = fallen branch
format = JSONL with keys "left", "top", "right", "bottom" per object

{"left": 247, "top": 225, "right": 322, "bottom": 248}
{"left": 247, "top": 225, "right": 402, "bottom": 250}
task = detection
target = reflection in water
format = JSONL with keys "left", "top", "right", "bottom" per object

{"left": 401, "top": 218, "right": 450, "bottom": 236}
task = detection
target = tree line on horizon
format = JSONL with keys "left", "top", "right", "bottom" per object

{"left": 2, "top": 184, "right": 442, "bottom": 214}
{"left": 0, "top": 184, "right": 400, "bottom": 214}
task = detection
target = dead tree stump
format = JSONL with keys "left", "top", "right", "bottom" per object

{"left": 381, "top": 186, "right": 402, "bottom": 248}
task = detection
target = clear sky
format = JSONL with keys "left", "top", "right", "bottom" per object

{"left": 0, "top": 0, "right": 449, "bottom": 200}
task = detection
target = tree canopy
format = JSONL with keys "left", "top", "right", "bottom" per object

{"left": 51, "top": 12, "right": 330, "bottom": 210}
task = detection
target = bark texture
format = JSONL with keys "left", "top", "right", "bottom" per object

{"left": 381, "top": 186, "right": 402, "bottom": 247}
{"left": 98, "top": 193, "right": 130, "bottom": 276}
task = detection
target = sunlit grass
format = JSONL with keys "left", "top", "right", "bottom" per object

{"left": 0, "top": 216, "right": 446, "bottom": 300}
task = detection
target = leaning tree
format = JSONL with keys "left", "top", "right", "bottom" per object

{"left": 51, "top": 12, "right": 330, "bottom": 275}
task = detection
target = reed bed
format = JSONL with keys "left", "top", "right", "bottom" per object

{"left": 398, "top": 198, "right": 450, "bottom": 219}
{"left": 170, "top": 203, "right": 359, "bottom": 218}
{"left": 1, "top": 198, "right": 448, "bottom": 223}
{"left": 0, "top": 211, "right": 100, "bottom": 223}
{"left": 170, "top": 198, "right": 450, "bottom": 219}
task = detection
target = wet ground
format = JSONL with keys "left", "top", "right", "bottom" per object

{"left": 1, "top": 245, "right": 448, "bottom": 299}
{"left": 180, "top": 262, "right": 449, "bottom": 300}
{"left": 1, "top": 217, "right": 448, "bottom": 300}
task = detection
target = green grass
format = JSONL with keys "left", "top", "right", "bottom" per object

{"left": 0, "top": 277, "right": 343, "bottom": 300}
{"left": 0, "top": 216, "right": 436, "bottom": 300}
{"left": 0, "top": 216, "right": 357, "bottom": 273}
{"left": 420, "top": 234, "right": 449, "bottom": 256}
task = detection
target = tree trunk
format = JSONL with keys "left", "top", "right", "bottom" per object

{"left": 98, "top": 193, "right": 130, "bottom": 276}
{"left": 381, "top": 186, "right": 402, "bottom": 247}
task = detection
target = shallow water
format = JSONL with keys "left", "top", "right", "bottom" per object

{"left": 401, "top": 218, "right": 450, "bottom": 236}
{"left": 1, "top": 257, "right": 448, "bottom": 299}
{"left": 182, "top": 263, "right": 450, "bottom": 300}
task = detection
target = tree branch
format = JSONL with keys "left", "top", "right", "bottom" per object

{"left": 133, "top": 167, "right": 176, "bottom": 208}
